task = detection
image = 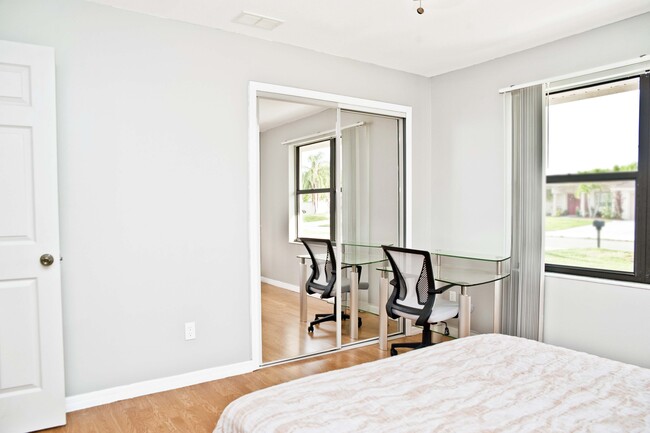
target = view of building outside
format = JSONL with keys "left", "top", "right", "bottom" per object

{"left": 297, "top": 140, "right": 332, "bottom": 239}
{"left": 545, "top": 78, "right": 639, "bottom": 272}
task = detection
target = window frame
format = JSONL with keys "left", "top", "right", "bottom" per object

{"left": 545, "top": 73, "right": 650, "bottom": 282}
{"left": 295, "top": 138, "right": 336, "bottom": 241}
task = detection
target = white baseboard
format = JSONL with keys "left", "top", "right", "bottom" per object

{"left": 261, "top": 276, "right": 299, "bottom": 293}
{"left": 361, "top": 304, "right": 379, "bottom": 315}
{"left": 65, "top": 360, "right": 257, "bottom": 412}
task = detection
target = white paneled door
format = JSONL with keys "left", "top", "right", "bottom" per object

{"left": 0, "top": 40, "right": 65, "bottom": 432}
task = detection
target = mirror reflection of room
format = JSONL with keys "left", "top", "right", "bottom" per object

{"left": 259, "top": 98, "right": 401, "bottom": 364}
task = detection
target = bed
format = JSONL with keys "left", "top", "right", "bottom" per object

{"left": 215, "top": 334, "right": 650, "bottom": 433}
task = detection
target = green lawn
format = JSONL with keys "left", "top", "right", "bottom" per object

{"left": 302, "top": 214, "right": 328, "bottom": 223}
{"left": 545, "top": 216, "right": 593, "bottom": 231}
{"left": 545, "top": 248, "right": 633, "bottom": 272}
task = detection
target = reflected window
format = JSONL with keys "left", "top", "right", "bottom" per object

{"left": 296, "top": 139, "right": 335, "bottom": 240}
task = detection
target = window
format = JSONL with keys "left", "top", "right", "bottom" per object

{"left": 545, "top": 74, "right": 650, "bottom": 281}
{"left": 295, "top": 139, "right": 335, "bottom": 240}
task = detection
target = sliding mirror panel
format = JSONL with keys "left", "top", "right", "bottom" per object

{"left": 258, "top": 97, "right": 340, "bottom": 363}
{"left": 339, "top": 110, "right": 403, "bottom": 344}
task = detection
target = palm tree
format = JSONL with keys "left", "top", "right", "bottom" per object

{"left": 301, "top": 152, "right": 330, "bottom": 213}
{"left": 576, "top": 183, "right": 604, "bottom": 217}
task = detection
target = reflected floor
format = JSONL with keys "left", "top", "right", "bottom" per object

{"left": 262, "top": 283, "right": 399, "bottom": 363}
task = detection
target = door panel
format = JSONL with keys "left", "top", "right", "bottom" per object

{"left": 0, "top": 279, "right": 40, "bottom": 392}
{"left": 0, "top": 40, "right": 65, "bottom": 433}
{"left": 0, "top": 126, "right": 35, "bottom": 241}
{"left": 0, "top": 62, "right": 31, "bottom": 105}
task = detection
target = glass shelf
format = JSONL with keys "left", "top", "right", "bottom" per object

{"left": 377, "top": 265, "right": 509, "bottom": 287}
{"left": 430, "top": 249, "right": 510, "bottom": 263}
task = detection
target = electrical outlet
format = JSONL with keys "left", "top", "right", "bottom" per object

{"left": 185, "top": 322, "right": 196, "bottom": 340}
{"left": 449, "top": 291, "right": 457, "bottom": 302}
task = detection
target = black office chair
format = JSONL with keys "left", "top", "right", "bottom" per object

{"left": 300, "top": 238, "right": 369, "bottom": 333}
{"left": 382, "top": 245, "right": 459, "bottom": 356}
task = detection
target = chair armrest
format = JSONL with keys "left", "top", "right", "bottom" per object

{"left": 433, "top": 283, "right": 456, "bottom": 294}
{"left": 415, "top": 284, "right": 457, "bottom": 326}
{"left": 341, "top": 264, "right": 364, "bottom": 281}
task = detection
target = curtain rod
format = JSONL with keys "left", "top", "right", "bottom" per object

{"left": 498, "top": 55, "right": 648, "bottom": 94}
{"left": 281, "top": 122, "right": 365, "bottom": 146}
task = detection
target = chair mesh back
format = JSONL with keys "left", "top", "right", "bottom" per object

{"left": 300, "top": 238, "right": 337, "bottom": 297}
{"left": 415, "top": 259, "right": 430, "bottom": 305}
{"left": 323, "top": 250, "right": 333, "bottom": 283}
{"left": 384, "top": 247, "right": 434, "bottom": 309}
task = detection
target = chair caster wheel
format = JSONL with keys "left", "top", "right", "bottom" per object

{"left": 308, "top": 325, "right": 314, "bottom": 333}
{"left": 444, "top": 327, "right": 450, "bottom": 336}
{"left": 390, "top": 348, "right": 398, "bottom": 356}
{"left": 358, "top": 317, "right": 362, "bottom": 328}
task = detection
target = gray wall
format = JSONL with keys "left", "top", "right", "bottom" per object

{"left": 429, "top": 13, "right": 650, "bottom": 364}
{"left": 0, "top": 0, "right": 431, "bottom": 396}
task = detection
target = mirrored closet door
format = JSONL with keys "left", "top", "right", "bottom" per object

{"left": 339, "top": 109, "right": 403, "bottom": 346}
{"left": 258, "top": 97, "right": 339, "bottom": 363}
{"left": 258, "top": 95, "right": 405, "bottom": 365}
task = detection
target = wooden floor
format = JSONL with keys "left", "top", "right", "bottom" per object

{"left": 42, "top": 333, "right": 449, "bottom": 433}
{"left": 262, "top": 283, "right": 399, "bottom": 362}
{"left": 40, "top": 285, "right": 430, "bottom": 433}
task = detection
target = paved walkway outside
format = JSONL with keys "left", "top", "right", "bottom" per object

{"left": 546, "top": 220, "right": 634, "bottom": 251}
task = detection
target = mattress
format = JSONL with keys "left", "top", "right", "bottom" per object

{"left": 215, "top": 334, "right": 650, "bottom": 433}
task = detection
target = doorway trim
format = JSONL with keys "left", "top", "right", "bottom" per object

{"left": 248, "top": 81, "right": 413, "bottom": 366}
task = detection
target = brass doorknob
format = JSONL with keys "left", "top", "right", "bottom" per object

{"left": 40, "top": 254, "right": 54, "bottom": 266}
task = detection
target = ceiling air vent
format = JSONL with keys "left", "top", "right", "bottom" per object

{"left": 233, "top": 12, "right": 283, "bottom": 30}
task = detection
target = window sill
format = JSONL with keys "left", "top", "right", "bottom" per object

{"left": 545, "top": 272, "right": 650, "bottom": 292}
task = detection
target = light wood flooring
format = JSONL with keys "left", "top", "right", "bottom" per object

{"left": 262, "top": 283, "right": 399, "bottom": 363}
{"left": 41, "top": 333, "right": 450, "bottom": 433}
{"left": 39, "top": 285, "right": 439, "bottom": 433}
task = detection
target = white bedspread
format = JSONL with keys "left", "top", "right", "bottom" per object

{"left": 215, "top": 334, "right": 650, "bottom": 433}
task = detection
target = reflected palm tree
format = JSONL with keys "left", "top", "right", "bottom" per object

{"left": 302, "top": 153, "right": 330, "bottom": 213}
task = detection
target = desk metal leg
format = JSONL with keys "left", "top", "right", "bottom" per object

{"left": 459, "top": 286, "right": 471, "bottom": 338}
{"left": 493, "top": 261, "right": 503, "bottom": 334}
{"left": 350, "top": 267, "right": 359, "bottom": 340}
{"left": 299, "top": 258, "right": 307, "bottom": 323}
{"left": 379, "top": 271, "right": 389, "bottom": 351}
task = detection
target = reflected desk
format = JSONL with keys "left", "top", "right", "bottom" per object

{"left": 297, "top": 244, "right": 387, "bottom": 340}
{"left": 378, "top": 251, "right": 510, "bottom": 350}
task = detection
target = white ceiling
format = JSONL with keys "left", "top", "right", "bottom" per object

{"left": 87, "top": 0, "right": 650, "bottom": 77}
{"left": 258, "top": 99, "right": 328, "bottom": 132}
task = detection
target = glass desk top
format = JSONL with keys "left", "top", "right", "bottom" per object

{"left": 338, "top": 244, "right": 387, "bottom": 266}
{"left": 377, "top": 265, "right": 510, "bottom": 287}
{"left": 297, "top": 243, "right": 387, "bottom": 266}
{"left": 430, "top": 249, "right": 510, "bottom": 263}
{"left": 298, "top": 244, "right": 511, "bottom": 276}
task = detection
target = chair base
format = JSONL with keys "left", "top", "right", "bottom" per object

{"left": 310, "top": 311, "right": 349, "bottom": 326}
{"left": 390, "top": 322, "right": 448, "bottom": 356}
{"left": 307, "top": 299, "right": 362, "bottom": 333}
{"left": 389, "top": 341, "right": 432, "bottom": 356}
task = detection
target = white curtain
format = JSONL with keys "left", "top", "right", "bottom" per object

{"left": 341, "top": 125, "right": 370, "bottom": 244}
{"left": 503, "top": 85, "right": 545, "bottom": 340}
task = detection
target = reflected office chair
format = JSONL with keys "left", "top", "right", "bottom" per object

{"left": 382, "top": 245, "right": 459, "bottom": 356}
{"left": 300, "top": 238, "right": 369, "bottom": 334}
